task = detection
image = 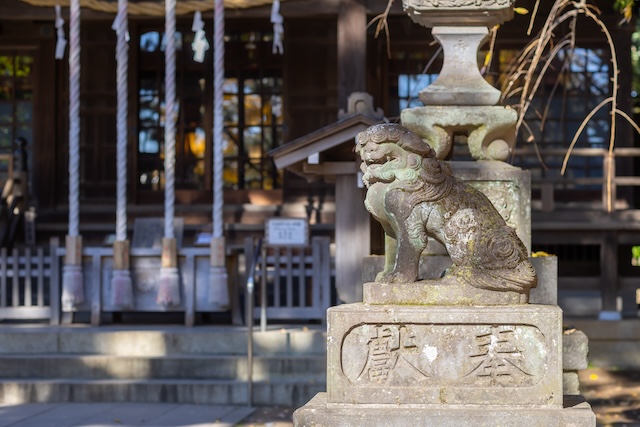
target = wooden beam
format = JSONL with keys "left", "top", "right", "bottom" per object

{"left": 302, "top": 162, "right": 358, "bottom": 175}
{"left": 1, "top": 0, "right": 113, "bottom": 20}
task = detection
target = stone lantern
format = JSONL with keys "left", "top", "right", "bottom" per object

{"left": 400, "top": 0, "right": 519, "bottom": 161}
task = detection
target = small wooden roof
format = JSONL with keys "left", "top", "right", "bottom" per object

{"left": 269, "top": 113, "right": 379, "bottom": 178}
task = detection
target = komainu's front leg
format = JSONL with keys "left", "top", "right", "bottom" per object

{"left": 380, "top": 206, "right": 428, "bottom": 283}
{"left": 375, "top": 234, "right": 397, "bottom": 282}
{"left": 385, "top": 228, "right": 425, "bottom": 283}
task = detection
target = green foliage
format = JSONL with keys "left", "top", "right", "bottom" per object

{"left": 614, "top": 0, "right": 634, "bottom": 12}
{"left": 614, "top": 0, "right": 634, "bottom": 21}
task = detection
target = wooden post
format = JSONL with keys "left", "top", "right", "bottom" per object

{"left": 62, "top": 234, "right": 84, "bottom": 315}
{"left": 65, "top": 235, "right": 82, "bottom": 266}
{"left": 113, "top": 240, "right": 130, "bottom": 270}
{"left": 541, "top": 182, "right": 554, "bottom": 213}
{"left": 161, "top": 237, "right": 177, "bottom": 268}
{"left": 335, "top": 174, "right": 370, "bottom": 303}
{"left": 599, "top": 230, "right": 620, "bottom": 318}
{"left": 338, "top": 0, "right": 366, "bottom": 110}
{"left": 49, "top": 237, "right": 60, "bottom": 325}
{"left": 603, "top": 152, "right": 616, "bottom": 213}
{"left": 210, "top": 236, "right": 225, "bottom": 268}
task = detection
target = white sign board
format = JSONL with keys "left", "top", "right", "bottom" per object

{"left": 265, "top": 218, "right": 309, "bottom": 246}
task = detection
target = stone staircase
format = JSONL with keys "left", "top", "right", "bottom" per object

{"left": 0, "top": 325, "right": 326, "bottom": 407}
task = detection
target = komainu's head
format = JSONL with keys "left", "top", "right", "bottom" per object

{"left": 356, "top": 123, "right": 449, "bottom": 188}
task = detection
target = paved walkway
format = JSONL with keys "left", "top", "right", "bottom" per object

{"left": 0, "top": 403, "right": 255, "bottom": 427}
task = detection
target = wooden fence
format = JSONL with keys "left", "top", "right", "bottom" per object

{"left": 52, "top": 246, "right": 225, "bottom": 326}
{"left": 245, "top": 237, "right": 332, "bottom": 325}
{"left": 0, "top": 239, "right": 58, "bottom": 321}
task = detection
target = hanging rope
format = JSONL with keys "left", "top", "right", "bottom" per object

{"left": 164, "top": 0, "right": 176, "bottom": 244}
{"left": 62, "top": 0, "right": 84, "bottom": 311}
{"left": 213, "top": 0, "right": 224, "bottom": 241}
{"left": 113, "top": 0, "right": 128, "bottom": 245}
{"left": 110, "top": 0, "right": 133, "bottom": 308}
{"left": 68, "top": 0, "right": 80, "bottom": 239}
{"left": 20, "top": 0, "right": 285, "bottom": 15}
{"left": 157, "top": 0, "right": 180, "bottom": 307}
{"left": 208, "top": 0, "right": 229, "bottom": 307}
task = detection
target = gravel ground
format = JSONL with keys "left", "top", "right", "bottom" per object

{"left": 234, "top": 367, "right": 640, "bottom": 427}
{"left": 235, "top": 406, "right": 295, "bottom": 427}
{"left": 580, "top": 367, "right": 640, "bottom": 426}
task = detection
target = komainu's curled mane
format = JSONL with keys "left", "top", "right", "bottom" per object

{"left": 356, "top": 123, "right": 536, "bottom": 304}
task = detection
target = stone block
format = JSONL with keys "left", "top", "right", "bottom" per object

{"left": 173, "top": 331, "right": 246, "bottom": 355}
{"left": 289, "top": 330, "right": 328, "bottom": 355}
{"left": 562, "top": 329, "right": 589, "bottom": 371}
{"left": 294, "top": 393, "right": 596, "bottom": 427}
{"left": 363, "top": 280, "right": 525, "bottom": 305}
{"left": 326, "top": 304, "right": 563, "bottom": 407}
{"left": 58, "top": 331, "right": 172, "bottom": 356}
{"left": 529, "top": 256, "right": 558, "bottom": 305}
{"left": 563, "top": 371, "right": 581, "bottom": 395}
{"left": 0, "top": 331, "right": 58, "bottom": 354}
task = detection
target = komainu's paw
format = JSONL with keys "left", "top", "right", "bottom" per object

{"left": 375, "top": 271, "right": 390, "bottom": 282}
{"left": 376, "top": 271, "right": 416, "bottom": 284}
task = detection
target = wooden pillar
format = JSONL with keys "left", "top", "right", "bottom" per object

{"left": 599, "top": 230, "right": 620, "bottom": 318}
{"left": 335, "top": 174, "right": 370, "bottom": 303}
{"left": 338, "top": 0, "right": 366, "bottom": 111}
{"left": 609, "top": 17, "right": 635, "bottom": 206}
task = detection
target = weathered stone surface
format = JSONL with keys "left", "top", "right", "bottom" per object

{"left": 356, "top": 124, "right": 536, "bottom": 305}
{"left": 419, "top": 27, "right": 502, "bottom": 106}
{"left": 563, "top": 371, "right": 581, "bottom": 395}
{"left": 529, "top": 256, "right": 558, "bottom": 305}
{"left": 450, "top": 161, "right": 531, "bottom": 253}
{"left": 363, "top": 278, "right": 527, "bottom": 305}
{"left": 362, "top": 255, "right": 556, "bottom": 302}
{"left": 402, "top": 0, "right": 516, "bottom": 28}
{"left": 326, "top": 303, "right": 562, "bottom": 407}
{"left": 402, "top": 106, "right": 517, "bottom": 161}
{"left": 562, "top": 329, "right": 589, "bottom": 371}
{"left": 294, "top": 393, "right": 596, "bottom": 427}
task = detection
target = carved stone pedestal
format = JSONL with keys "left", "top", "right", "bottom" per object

{"left": 293, "top": 304, "right": 596, "bottom": 426}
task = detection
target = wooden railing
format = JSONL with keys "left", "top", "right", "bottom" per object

{"left": 244, "top": 236, "right": 332, "bottom": 327}
{"left": 0, "top": 239, "right": 58, "bottom": 321}
{"left": 514, "top": 147, "right": 640, "bottom": 212}
{"left": 52, "top": 246, "right": 226, "bottom": 326}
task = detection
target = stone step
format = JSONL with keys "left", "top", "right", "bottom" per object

{"left": 0, "top": 326, "right": 327, "bottom": 356}
{"left": 0, "top": 378, "right": 325, "bottom": 407}
{"left": 0, "top": 354, "right": 326, "bottom": 380}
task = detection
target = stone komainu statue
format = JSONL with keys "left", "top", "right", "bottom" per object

{"left": 356, "top": 123, "right": 536, "bottom": 303}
